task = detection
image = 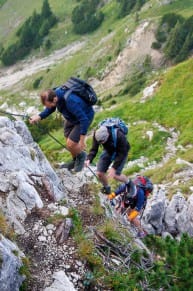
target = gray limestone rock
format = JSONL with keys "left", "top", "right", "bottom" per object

{"left": 0, "top": 235, "right": 25, "bottom": 291}
{"left": 162, "top": 232, "right": 174, "bottom": 239}
{"left": 142, "top": 188, "right": 167, "bottom": 234}
{"left": 44, "top": 270, "right": 76, "bottom": 291}
{"left": 0, "top": 117, "right": 66, "bottom": 233}
{"left": 164, "top": 192, "right": 186, "bottom": 234}
{"left": 143, "top": 188, "right": 193, "bottom": 237}
{"left": 184, "top": 194, "right": 193, "bottom": 236}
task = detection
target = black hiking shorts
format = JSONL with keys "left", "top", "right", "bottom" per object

{"left": 97, "top": 151, "right": 127, "bottom": 175}
{"left": 64, "top": 120, "right": 80, "bottom": 143}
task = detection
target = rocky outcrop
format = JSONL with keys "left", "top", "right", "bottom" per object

{"left": 0, "top": 117, "right": 66, "bottom": 234}
{"left": 44, "top": 271, "right": 76, "bottom": 291}
{"left": 142, "top": 187, "right": 193, "bottom": 237}
{"left": 0, "top": 117, "right": 92, "bottom": 291}
{"left": 0, "top": 234, "right": 25, "bottom": 291}
{"left": 142, "top": 187, "right": 168, "bottom": 234}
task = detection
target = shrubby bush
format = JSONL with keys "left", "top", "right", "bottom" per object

{"left": 33, "top": 76, "right": 43, "bottom": 89}
{"left": 121, "top": 69, "right": 147, "bottom": 97}
{"left": 152, "top": 41, "right": 161, "bottom": 50}
{"left": 106, "top": 234, "right": 193, "bottom": 289}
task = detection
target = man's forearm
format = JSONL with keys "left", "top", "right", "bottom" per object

{"left": 39, "top": 107, "right": 56, "bottom": 119}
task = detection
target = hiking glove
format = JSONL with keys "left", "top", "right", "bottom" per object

{"left": 127, "top": 209, "right": 139, "bottom": 221}
{"left": 107, "top": 192, "right": 116, "bottom": 200}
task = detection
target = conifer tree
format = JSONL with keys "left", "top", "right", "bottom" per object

{"left": 41, "top": 0, "right": 52, "bottom": 19}
{"left": 164, "top": 21, "right": 183, "bottom": 59}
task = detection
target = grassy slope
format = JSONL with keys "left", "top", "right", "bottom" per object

{"left": 103, "top": 58, "right": 193, "bottom": 185}
{"left": 38, "top": 56, "right": 193, "bottom": 188}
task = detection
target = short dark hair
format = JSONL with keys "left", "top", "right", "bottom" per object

{"left": 40, "top": 89, "right": 56, "bottom": 105}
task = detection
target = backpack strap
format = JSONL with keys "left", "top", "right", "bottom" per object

{"left": 111, "top": 127, "right": 117, "bottom": 148}
{"left": 63, "top": 89, "right": 72, "bottom": 102}
{"left": 62, "top": 77, "right": 79, "bottom": 102}
{"left": 110, "top": 127, "right": 118, "bottom": 161}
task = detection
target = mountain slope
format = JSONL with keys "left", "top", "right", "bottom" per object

{"left": 1, "top": 1, "right": 193, "bottom": 290}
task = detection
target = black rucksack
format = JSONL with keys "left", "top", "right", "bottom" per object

{"left": 61, "top": 77, "right": 97, "bottom": 106}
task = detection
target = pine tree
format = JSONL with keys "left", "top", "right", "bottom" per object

{"left": 164, "top": 21, "right": 184, "bottom": 59}
{"left": 71, "top": 0, "right": 104, "bottom": 34}
{"left": 175, "top": 33, "right": 193, "bottom": 63}
{"left": 41, "top": 0, "right": 52, "bottom": 19}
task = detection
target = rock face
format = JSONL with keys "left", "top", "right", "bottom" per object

{"left": 0, "top": 117, "right": 66, "bottom": 234}
{"left": 142, "top": 187, "right": 193, "bottom": 237}
{"left": 142, "top": 187, "right": 167, "bottom": 234}
{"left": 0, "top": 117, "right": 89, "bottom": 291}
{"left": 44, "top": 271, "right": 76, "bottom": 291}
{"left": 0, "top": 235, "right": 25, "bottom": 291}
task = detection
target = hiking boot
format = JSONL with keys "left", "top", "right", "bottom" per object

{"left": 101, "top": 185, "right": 111, "bottom": 194}
{"left": 73, "top": 151, "right": 87, "bottom": 172}
{"left": 59, "top": 159, "right": 75, "bottom": 170}
{"left": 137, "top": 231, "right": 147, "bottom": 239}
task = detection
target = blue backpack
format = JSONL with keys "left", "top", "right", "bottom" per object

{"left": 98, "top": 117, "right": 129, "bottom": 148}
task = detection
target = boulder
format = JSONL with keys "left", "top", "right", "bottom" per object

{"left": 142, "top": 187, "right": 167, "bottom": 234}
{"left": 0, "top": 117, "right": 66, "bottom": 233}
{"left": 164, "top": 192, "right": 186, "bottom": 234}
{"left": 184, "top": 194, "right": 193, "bottom": 236}
{"left": 142, "top": 189, "right": 193, "bottom": 237}
{"left": 162, "top": 232, "right": 174, "bottom": 239}
{"left": 0, "top": 235, "right": 25, "bottom": 291}
{"left": 44, "top": 270, "right": 76, "bottom": 291}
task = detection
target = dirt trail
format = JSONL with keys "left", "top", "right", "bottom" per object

{"left": 0, "top": 41, "right": 85, "bottom": 91}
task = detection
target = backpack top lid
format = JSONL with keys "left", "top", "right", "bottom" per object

{"left": 133, "top": 175, "right": 153, "bottom": 196}
{"left": 98, "top": 117, "right": 128, "bottom": 135}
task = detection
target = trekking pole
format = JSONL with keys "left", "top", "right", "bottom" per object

{"left": 0, "top": 109, "right": 29, "bottom": 119}
{"left": 35, "top": 123, "right": 67, "bottom": 149}
{"left": 140, "top": 196, "right": 148, "bottom": 221}
{"left": 140, "top": 207, "right": 145, "bottom": 221}
{"left": 35, "top": 123, "right": 101, "bottom": 182}
{"left": 87, "top": 165, "right": 100, "bottom": 182}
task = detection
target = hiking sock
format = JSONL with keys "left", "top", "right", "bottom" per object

{"left": 73, "top": 151, "right": 87, "bottom": 172}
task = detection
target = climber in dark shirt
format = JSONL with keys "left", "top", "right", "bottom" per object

{"left": 85, "top": 125, "right": 130, "bottom": 194}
